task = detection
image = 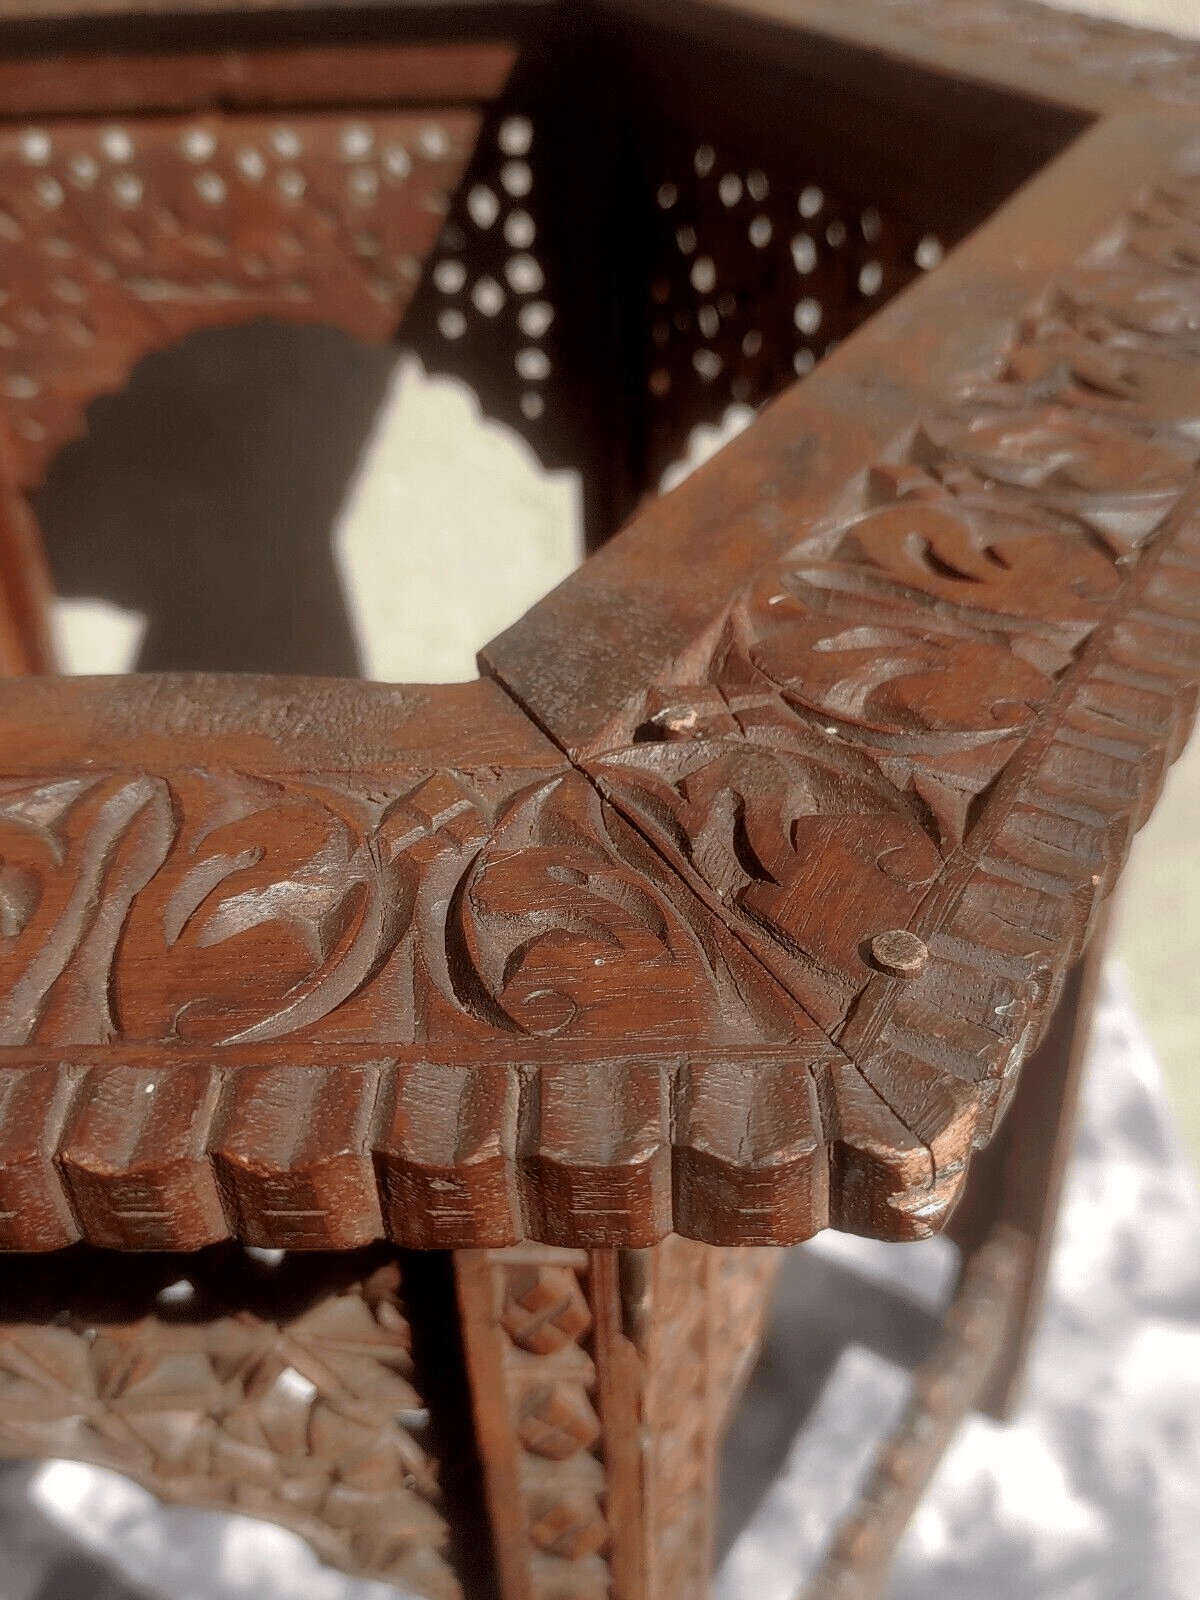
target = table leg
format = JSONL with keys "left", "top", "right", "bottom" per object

{"left": 801, "top": 911, "right": 1113, "bottom": 1600}
{"left": 456, "top": 1238, "right": 782, "bottom": 1600}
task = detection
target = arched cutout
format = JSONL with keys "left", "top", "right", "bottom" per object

{"left": 32, "top": 324, "right": 582, "bottom": 681}
{"left": 32, "top": 321, "right": 397, "bottom": 676}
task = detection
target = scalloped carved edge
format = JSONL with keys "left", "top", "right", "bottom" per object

{"left": 2, "top": 67, "right": 1200, "bottom": 1255}
{"left": 483, "top": 111, "right": 1200, "bottom": 1243}
{"left": 0, "top": 1041, "right": 928, "bottom": 1250}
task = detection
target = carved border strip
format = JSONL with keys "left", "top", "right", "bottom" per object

{"left": 0, "top": 1043, "right": 850, "bottom": 1252}
{"left": 485, "top": 111, "right": 1200, "bottom": 1238}
{"left": 0, "top": 54, "right": 1199, "bottom": 1254}
{"left": 684, "top": 0, "right": 1200, "bottom": 114}
{"left": 456, "top": 1238, "right": 783, "bottom": 1600}
{"left": 456, "top": 1246, "right": 613, "bottom": 1600}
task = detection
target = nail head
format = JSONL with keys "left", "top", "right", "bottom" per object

{"left": 871, "top": 929, "right": 929, "bottom": 979}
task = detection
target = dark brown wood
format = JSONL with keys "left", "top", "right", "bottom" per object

{"left": 0, "top": 2, "right": 1195, "bottom": 1597}
{"left": 0, "top": 1246, "right": 463, "bottom": 1597}
{"left": 0, "top": 673, "right": 821, "bottom": 1252}
{"left": 794, "top": 916, "right": 1113, "bottom": 1599}
{"left": 0, "top": 456, "right": 55, "bottom": 672}
{"left": 0, "top": 43, "right": 516, "bottom": 119}
{"left": 485, "top": 106, "right": 1200, "bottom": 1240}
{"left": 0, "top": 111, "right": 1197, "bottom": 1256}
{"left": 457, "top": 1239, "right": 782, "bottom": 1600}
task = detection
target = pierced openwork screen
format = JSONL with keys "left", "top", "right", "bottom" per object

{"left": 638, "top": 122, "right": 947, "bottom": 484}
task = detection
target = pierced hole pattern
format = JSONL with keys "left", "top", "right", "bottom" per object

{"left": 412, "top": 106, "right": 563, "bottom": 462}
{"left": 0, "top": 111, "right": 477, "bottom": 486}
{"left": 644, "top": 130, "right": 950, "bottom": 485}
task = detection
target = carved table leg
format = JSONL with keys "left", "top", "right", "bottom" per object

{"left": 802, "top": 913, "right": 1114, "bottom": 1600}
{"left": 0, "top": 452, "right": 54, "bottom": 675}
{"left": 456, "top": 1238, "right": 782, "bottom": 1600}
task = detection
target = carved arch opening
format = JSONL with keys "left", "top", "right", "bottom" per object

{"left": 32, "top": 318, "right": 402, "bottom": 676}
{"left": 0, "top": 106, "right": 480, "bottom": 493}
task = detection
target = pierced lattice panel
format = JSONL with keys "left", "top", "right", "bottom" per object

{"left": 0, "top": 1246, "right": 460, "bottom": 1598}
{"left": 404, "top": 108, "right": 571, "bottom": 469}
{"left": 0, "top": 110, "right": 478, "bottom": 488}
{"left": 640, "top": 127, "right": 951, "bottom": 485}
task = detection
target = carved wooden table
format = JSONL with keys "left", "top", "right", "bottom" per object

{"left": 1, "top": 1, "right": 1200, "bottom": 1597}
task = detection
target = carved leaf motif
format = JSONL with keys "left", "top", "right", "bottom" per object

{"left": 745, "top": 614, "right": 1050, "bottom": 743}
{"left": 0, "top": 776, "right": 174, "bottom": 1045}
{"left": 913, "top": 408, "right": 1198, "bottom": 539}
{"left": 449, "top": 775, "right": 735, "bottom": 1040}
{"left": 791, "top": 499, "right": 1119, "bottom": 628}
{"left": 986, "top": 301, "right": 1200, "bottom": 444}
{"left": 0, "top": 1254, "right": 458, "bottom": 1595}
{"left": 114, "top": 774, "right": 403, "bottom": 1046}
{"left": 583, "top": 154, "right": 1200, "bottom": 1074}
{"left": 598, "top": 730, "right": 943, "bottom": 1028}
{"left": 1053, "top": 268, "right": 1200, "bottom": 346}
{"left": 0, "top": 755, "right": 781, "bottom": 1051}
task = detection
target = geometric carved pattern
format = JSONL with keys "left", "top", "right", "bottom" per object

{"left": 4, "top": 8, "right": 1200, "bottom": 1600}
{"left": 415, "top": 105, "right": 567, "bottom": 467}
{"left": 458, "top": 1238, "right": 782, "bottom": 1600}
{"left": 0, "top": 8, "right": 1197, "bottom": 1600}
{"left": 0, "top": 1246, "right": 460, "bottom": 1599}
{"left": 640, "top": 123, "right": 940, "bottom": 485}
{"left": 458, "top": 1246, "right": 611, "bottom": 1600}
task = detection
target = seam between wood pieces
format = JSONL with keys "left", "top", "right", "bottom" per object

{"left": 1, "top": 46, "right": 1200, "bottom": 1251}
{"left": 481, "top": 106, "right": 1200, "bottom": 1241}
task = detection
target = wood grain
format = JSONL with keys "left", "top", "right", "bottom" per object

{"left": 0, "top": 12, "right": 1196, "bottom": 1264}
{"left": 485, "top": 108, "right": 1200, "bottom": 1243}
{"left": 0, "top": 1247, "right": 462, "bottom": 1597}
{"left": 0, "top": 6, "right": 1196, "bottom": 1600}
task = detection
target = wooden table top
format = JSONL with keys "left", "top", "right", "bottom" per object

{"left": 0, "top": 0, "right": 1197, "bottom": 1254}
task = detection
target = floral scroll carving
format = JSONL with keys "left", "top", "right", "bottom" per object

{"left": 6, "top": 121, "right": 1200, "bottom": 1254}
{"left": 0, "top": 764, "right": 789, "bottom": 1054}
{"left": 571, "top": 148, "right": 1200, "bottom": 1186}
